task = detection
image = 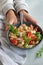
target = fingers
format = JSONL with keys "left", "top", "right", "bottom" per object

{"left": 6, "top": 10, "right": 18, "bottom": 25}
{"left": 8, "top": 18, "right": 17, "bottom": 25}
{"left": 23, "top": 17, "right": 27, "bottom": 22}
{"left": 20, "top": 10, "right": 37, "bottom": 24}
{"left": 6, "top": 15, "right": 18, "bottom": 25}
{"left": 26, "top": 14, "right": 37, "bottom": 24}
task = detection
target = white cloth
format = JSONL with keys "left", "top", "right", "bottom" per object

{"left": 0, "top": 15, "right": 27, "bottom": 65}
{"left": 0, "top": 49, "right": 18, "bottom": 65}
{"left": 0, "top": 0, "right": 28, "bottom": 15}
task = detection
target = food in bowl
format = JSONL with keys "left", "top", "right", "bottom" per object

{"left": 8, "top": 24, "right": 42, "bottom": 48}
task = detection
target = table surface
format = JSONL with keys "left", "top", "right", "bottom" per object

{"left": 24, "top": 0, "right": 43, "bottom": 65}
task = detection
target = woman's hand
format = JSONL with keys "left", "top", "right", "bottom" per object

{"left": 6, "top": 10, "right": 17, "bottom": 25}
{"left": 19, "top": 10, "right": 37, "bottom": 24}
{"left": 5, "top": 10, "right": 18, "bottom": 31}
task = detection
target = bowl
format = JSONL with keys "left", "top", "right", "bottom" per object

{"left": 7, "top": 21, "right": 43, "bottom": 50}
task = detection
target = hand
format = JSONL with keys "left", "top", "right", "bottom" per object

{"left": 6, "top": 10, "right": 17, "bottom": 25}
{"left": 19, "top": 10, "right": 37, "bottom": 24}
{"left": 5, "top": 10, "right": 18, "bottom": 31}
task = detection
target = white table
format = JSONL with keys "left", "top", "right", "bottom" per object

{"left": 24, "top": 0, "right": 43, "bottom": 65}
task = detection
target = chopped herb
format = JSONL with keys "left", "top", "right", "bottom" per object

{"left": 36, "top": 47, "right": 43, "bottom": 58}
{"left": 36, "top": 53, "right": 41, "bottom": 58}
{"left": 22, "top": 32, "right": 27, "bottom": 39}
{"left": 24, "top": 38, "right": 32, "bottom": 43}
{"left": 24, "top": 43, "right": 29, "bottom": 48}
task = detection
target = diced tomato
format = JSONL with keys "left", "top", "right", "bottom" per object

{"left": 29, "top": 41, "right": 36, "bottom": 45}
{"left": 26, "top": 32, "right": 32, "bottom": 37}
{"left": 31, "top": 34, "right": 37, "bottom": 41}
{"left": 34, "top": 27, "right": 38, "bottom": 31}
{"left": 11, "top": 38, "right": 17, "bottom": 45}
{"left": 26, "top": 32, "right": 37, "bottom": 41}
{"left": 29, "top": 41, "right": 33, "bottom": 45}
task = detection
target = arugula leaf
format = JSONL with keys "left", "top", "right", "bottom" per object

{"left": 9, "top": 25, "right": 18, "bottom": 34}
{"left": 35, "top": 32, "right": 42, "bottom": 41}
{"left": 9, "top": 25, "right": 15, "bottom": 33}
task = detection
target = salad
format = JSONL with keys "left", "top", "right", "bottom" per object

{"left": 9, "top": 24, "right": 42, "bottom": 48}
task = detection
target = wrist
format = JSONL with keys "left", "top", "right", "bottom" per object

{"left": 6, "top": 9, "right": 16, "bottom": 16}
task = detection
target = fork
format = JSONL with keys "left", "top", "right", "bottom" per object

{"left": 20, "top": 12, "right": 23, "bottom": 25}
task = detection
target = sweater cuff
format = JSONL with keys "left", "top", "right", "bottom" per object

{"left": 15, "top": 4, "right": 29, "bottom": 13}
{"left": 2, "top": 4, "right": 15, "bottom": 15}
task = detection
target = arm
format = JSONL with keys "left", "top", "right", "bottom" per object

{"left": 2, "top": 0, "right": 17, "bottom": 25}
{"left": 2, "top": 0, "right": 15, "bottom": 15}
{"left": 14, "top": 0, "right": 29, "bottom": 13}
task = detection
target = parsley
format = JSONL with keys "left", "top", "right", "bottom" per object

{"left": 35, "top": 32, "right": 42, "bottom": 41}
{"left": 9, "top": 25, "right": 18, "bottom": 34}
{"left": 36, "top": 47, "right": 43, "bottom": 58}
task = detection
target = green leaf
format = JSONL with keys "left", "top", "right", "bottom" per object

{"left": 23, "top": 32, "right": 32, "bottom": 43}
{"left": 35, "top": 32, "right": 42, "bottom": 41}
{"left": 36, "top": 53, "right": 41, "bottom": 58}
{"left": 9, "top": 25, "right": 18, "bottom": 35}
{"left": 36, "top": 47, "right": 43, "bottom": 58}
{"left": 24, "top": 38, "right": 32, "bottom": 43}
{"left": 22, "top": 32, "right": 27, "bottom": 39}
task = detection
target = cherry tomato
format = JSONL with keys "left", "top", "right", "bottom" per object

{"left": 11, "top": 38, "right": 17, "bottom": 45}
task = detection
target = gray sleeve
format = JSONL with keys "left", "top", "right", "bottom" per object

{"left": 14, "top": 0, "right": 29, "bottom": 13}
{"left": 2, "top": 0, "right": 15, "bottom": 15}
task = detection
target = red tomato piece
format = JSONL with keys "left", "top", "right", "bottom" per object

{"left": 29, "top": 41, "right": 33, "bottom": 45}
{"left": 26, "top": 32, "right": 37, "bottom": 41}
{"left": 26, "top": 32, "right": 32, "bottom": 37}
{"left": 11, "top": 38, "right": 17, "bottom": 45}
{"left": 29, "top": 41, "right": 36, "bottom": 45}
{"left": 31, "top": 34, "right": 37, "bottom": 41}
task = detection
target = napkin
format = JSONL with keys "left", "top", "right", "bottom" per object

{"left": 0, "top": 49, "right": 18, "bottom": 65}
{"left": 0, "top": 15, "right": 27, "bottom": 65}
